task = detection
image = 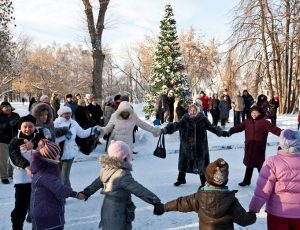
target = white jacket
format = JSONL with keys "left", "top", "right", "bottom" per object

{"left": 11, "top": 149, "right": 34, "bottom": 184}
{"left": 54, "top": 117, "right": 92, "bottom": 160}
{"left": 101, "top": 101, "right": 161, "bottom": 151}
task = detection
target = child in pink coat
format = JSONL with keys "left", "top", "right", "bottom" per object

{"left": 249, "top": 129, "right": 300, "bottom": 229}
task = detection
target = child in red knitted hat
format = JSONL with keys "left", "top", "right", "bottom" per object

{"left": 29, "top": 139, "right": 85, "bottom": 230}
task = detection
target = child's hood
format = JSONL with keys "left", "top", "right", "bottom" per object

{"left": 31, "top": 152, "right": 60, "bottom": 176}
{"left": 99, "top": 155, "right": 132, "bottom": 183}
{"left": 197, "top": 190, "right": 237, "bottom": 218}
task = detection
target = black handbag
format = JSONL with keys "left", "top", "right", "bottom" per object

{"left": 75, "top": 128, "right": 100, "bottom": 155}
{"left": 153, "top": 133, "right": 166, "bottom": 159}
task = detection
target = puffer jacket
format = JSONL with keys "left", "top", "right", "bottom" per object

{"left": 165, "top": 188, "right": 256, "bottom": 230}
{"left": 249, "top": 150, "right": 300, "bottom": 218}
{"left": 54, "top": 117, "right": 92, "bottom": 160}
{"left": 101, "top": 101, "right": 161, "bottom": 151}
{"left": 82, "top": 155, "right": 160, "bottom": 230}
{"left": 30, "top": 152, "right": 78, "bottom": 230}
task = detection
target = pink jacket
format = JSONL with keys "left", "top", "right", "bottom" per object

{"left": 249, "top": 150, "right": 300, "bottom": 218}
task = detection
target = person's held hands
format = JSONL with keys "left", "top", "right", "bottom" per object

{"left": 222, "top": 131, "right": 231, "bottom": 137}
{"left": 92, "top": 125, "right": 101, "bottom": 135}
{"left": 77, "top": 192, "right": 87, "bottom": 201}
{"left": 161, "top": 128, "right": 167, "bottom": 134}
{"left": 153, "top": 203, "right": 165, "bottom": 215}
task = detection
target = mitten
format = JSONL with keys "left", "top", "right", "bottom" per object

{"left": 161, "top": 128, "right": 168, "bottom": 134}
{"left": 153, "top": 203, "right": 165, "bottom": 215}
{"left": 92, "top": 125, "right": 101, "bottom": 135}
{"left": 65, "top": 130, "right": 72, "bottom": 140}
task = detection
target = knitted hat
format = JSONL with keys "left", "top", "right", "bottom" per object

{"left": 57, "top": 106, "right": 72, "bottom": 116}
{"left": 38, "top": 139, "right": 61, "bottom": 160}
{"left": 0, "top": 101, "right": 11, "bottom": 109}
{"left": 279, "top": 129, "right": 300, "bottom": 153}
{"left": 108, "top": 140, "right": 131, "bottom": 161}
{"left": 18, "top": 114, "right": 36, "bottom": 128}
{"left": 205, "top": 158, "right": 229, "bottom": 187}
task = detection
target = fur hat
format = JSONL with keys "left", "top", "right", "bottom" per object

{"left": 18, "top": 114, "right": 36, "bottom": 128}
{"left": 279, "top": 129, "right": 300, "bottom": 153}
{"left": 38, "top": 139, "right": 61, "bottom": 160}
{"left": 31, "top": 102, "right": 53, "bottom": 124}
{"left": 57, "top": 106, "right": 72, "bottom": 117}
{"left": 205, "top": 158, "right": 229, "bottom": 187}
{"left": 105, "top": 96, "right": 114, "bottom": 104}
{"left": 108, "top": 140, "right": 131, "bottom": 161}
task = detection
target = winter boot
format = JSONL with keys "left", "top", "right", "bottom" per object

{"left": 174, "top": 172, "right": 186, "bottom": 186}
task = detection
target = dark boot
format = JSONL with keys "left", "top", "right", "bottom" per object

{"left": 174, "top": 172, "right": 186, "bottom": 186}
{"left": 238, "top": 167, "right": 253, "bottom": 186}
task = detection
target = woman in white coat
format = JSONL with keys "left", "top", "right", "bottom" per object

{"left": 54, "top": 106, "right": 100, "bottom": 187}
{"left": 100, "top": 101, "right": 161, "bottom": 152}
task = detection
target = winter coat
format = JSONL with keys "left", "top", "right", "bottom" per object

{"left": 155, "top": 95, "right": 167, "bottom": 119}
{"left": 87, "top": 103, "right": 103, "bottom": 126}
{"left": 103, "top": 103, "right": 115, "bottom": 126}
{"left": 231, "top": 96, "right": 245, "bottom": 112}
{"left": 9, "top": 129, "right": 45, "bottom": 184}
{"left": 82, "top": 155, "right": 160, "bottom": 230}
{"left": 54, "top": 117, "right": 92, "bottom": 160}
{"left": 31, "top": 102, "right": 68, "bottom": 142}
{"left": 0, "top": 111, "right": 20, "bottom": 143}
{"left": 218, "top": 100, "right": 230, "bottom": 119}
{"left": 75, "top": 105, "right": 93, "bottom": 129}
{"left": 249, "top": 150, "right": 300, "bottom": 218}
{"left": 101, "top": 101, "right": 161, "bottom": 151}
{"left": 200, "top": 95, "right": 210, "bottom": 110}
{"left": 164, "top": 113, "right": 224, "bottom": 174}
{"left": 30, "top": 152, "right": 78, "bottom": 230}
{"left": 267, "top": 98, "right": 280, "bottom": 118}
{"left": 209, "top": 98, "right": 220, "bottom": 117}
{"left": 229, "top": 115, "right": 281, "bottom": 168}
{"left": 242, "top": 93, "right": 254, "bottom": 110}
{"left": 50, "top": 98, "right": 60, "bottom": 118}
{"left": 165, "top": 188, "right": 256, "bottom": 230}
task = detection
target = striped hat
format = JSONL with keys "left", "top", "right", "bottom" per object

{"left": 38, "top": 139, "right": 61, "bottom": 160}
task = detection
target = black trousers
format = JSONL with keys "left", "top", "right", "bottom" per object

{"left": 242, "top": 167, "right": 261, "bottom": 184}
{"left": 11, "top": 183, "right": 31, "bottom": 230}
{"left": 177, "top": 172, "right": 206, "bottom": 186}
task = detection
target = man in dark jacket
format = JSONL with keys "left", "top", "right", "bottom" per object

{"left": 242, "top": 90, "right": 254, "bottom": 121}
{"left": 64, "top": 94, "right": 77, "bottom": 120}
{"left": 0, "top": 102, "right": 20, "bottom": 184}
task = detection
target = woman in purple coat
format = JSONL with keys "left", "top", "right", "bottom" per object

{"left": 229, "top": 106, "right": 281, "bottom": 186}
{"left": 30, "top": 139, "right": 85, "bottom": 230}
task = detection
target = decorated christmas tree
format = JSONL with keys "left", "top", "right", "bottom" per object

{"left": 143, "top": 4, "right": 192, "bottom": 115}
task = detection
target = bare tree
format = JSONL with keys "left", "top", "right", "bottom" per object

{"left": 82, "top": 0, "right": 109, "bottom": 103}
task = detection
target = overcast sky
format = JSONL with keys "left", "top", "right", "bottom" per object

{"left": 12, "top": 0, "right": 239, "bottom": 57}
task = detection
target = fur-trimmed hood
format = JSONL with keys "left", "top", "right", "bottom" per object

{"left": 100, "top": 155, "right": 132, "bottom": 183}
{"left": 114, "top": 101, "right": 134, "bottom": 120}
{"left": 31, "top": 102, "right": 54, "bottom": 125}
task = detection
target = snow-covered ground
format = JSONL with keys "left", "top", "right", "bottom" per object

{"left": 0, "top": 102, "right": 298, "bottom": 230}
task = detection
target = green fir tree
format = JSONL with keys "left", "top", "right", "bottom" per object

{"left": 144, "top": 4, "right": 192, "bottom": 115}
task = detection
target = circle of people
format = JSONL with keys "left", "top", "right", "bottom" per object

{"left": 0, "top": 89, "right": 299, "bottom": 230}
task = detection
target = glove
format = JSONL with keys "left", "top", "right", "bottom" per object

{"left": 79, "top": 191, "right": 90, "bottom": 201}
{"left": 222, "top": 131, "right": 231, "bottom": 137}
{"left": 65, "top": 130, "right": 72, "bottom": 140}
{"left": 161, "top": 128, "right": 167, "bottom": 134}
{"left": 153, "top": 203, "right": 165, "bottom": 215}
{"left": 92, "top": 125, "right": 101, "bottom": 135}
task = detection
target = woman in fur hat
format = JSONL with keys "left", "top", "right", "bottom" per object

{"left": 249, "top": 129, "right": 300, "bottom": 229}
{"left": 80, "top": 140, "right": 161, "bottom": 230}
{"left": 154, "top": 158, "right": 256, "bottom": 229}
